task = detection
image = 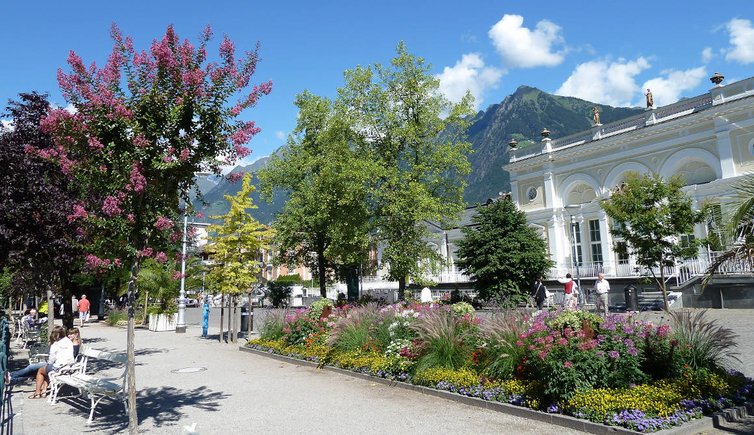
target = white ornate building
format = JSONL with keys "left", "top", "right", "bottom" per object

{"left": 502, "top": 73, "right": 754, "bottom": 288}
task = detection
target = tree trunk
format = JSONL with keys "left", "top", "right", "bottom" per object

{"left": 398, "top": 276, "right": 406, "bottom": 301}
{"left": 142, "top": 291, "right": 149, "bottom": 326}
{"left": 126, "top": 259, "right": 141, "bottom": 434}
{"left": 660, "top": 265, "right": 670, "bottom": 312}
{"left": 219, "top": 293, "right": 225, "bottom": 343}
{"left": 46, "top": 277, "right": 55, "bottom": 331}
{"left": 318, "top": 251, "right": 327, "bottom": 298}
{"left": 226, "top": 295, "right": 232, "bottom": 343}
{"left": 231, "top": 296, "right": 237, "bottom": 343}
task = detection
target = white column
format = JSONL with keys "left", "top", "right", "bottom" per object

{"left": 714, "top": 117, "right": 736, "bottom": 179}
{"left": 510, "top": 180, "right": 520, "bottom": 205}
{"left": 543, "top": 170, "right": 559, "bottom": 209}
{"left": 598, "top": 210, "right": 615, "bottom": 276}
{"left": 548, "top": 213, "right": 568, "bottom": 275}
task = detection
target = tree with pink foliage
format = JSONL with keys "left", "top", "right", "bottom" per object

{"left": 42, "top": 24, "right": 271, "bottom": 433}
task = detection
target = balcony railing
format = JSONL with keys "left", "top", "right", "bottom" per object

{"left": 358, "top": 251, "right": 753, "bottom": 289}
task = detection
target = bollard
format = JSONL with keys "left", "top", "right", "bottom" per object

{"left": 202, "top": 301, "right": 210, "bottom": 337}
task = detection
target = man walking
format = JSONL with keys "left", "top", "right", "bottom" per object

{"left": 78, "top": 294, "right": 91, "bottom": 327}
{"left": 594, "top": 273, "right": 610, "bottom": 315}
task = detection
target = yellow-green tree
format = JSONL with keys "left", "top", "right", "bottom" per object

{"left": 206, "top": 173, "right": 273, "bottom": 342}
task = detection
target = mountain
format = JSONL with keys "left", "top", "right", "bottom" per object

{"left": 193, "top": 156, "right": 287, "bottom": 225}
{"left": 195, "top": 87, "right": 645, "bottom": 223}
{"left": 463, "top": 86, "right": 644, "bottom": 204}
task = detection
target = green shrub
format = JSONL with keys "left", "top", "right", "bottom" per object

{"left": 260, "top": 309, "right": 287, "bottom": 341}
{"left": 106, "top": 310, "right": 128, "bottom": 326}
{"left": 267, "top": 281, "right": 292, "bottom": 308}
{"left": 670, "top": 309, "right": 740, "bottom": 372}
{"left": 411, "top": 310, "right": 472, "bottom": 372}
{"left": 546, "top": 310, "right": 602, "bottom": 332}
{"left": 307, "top": 298, "right": 334, "bottom": 320}
{"left": 451, "top": 302, "right": 475, "bottom": 317}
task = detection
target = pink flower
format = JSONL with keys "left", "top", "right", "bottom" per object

{"left": 67, "top": 203, "right": 88, "bottom": 223}
{"left": 564, "top": 361, "right": 573, "bottom": 369}
{"left": 133, "top": 135, "right": 149, "bottom": 148}
{"left": 172, "top": 271, "right": 184, "bottom": 281}
{"left": 154, "top": 252, "right": 168, "bottom": 263}
{"left": 114, "top": 259, "right": 122, "bottom": 267}
{"left": 88, "top": 137, "right": 104, "bottom": 150}
{"left": 102, "top": 195, "right": 122, "bottom": 216}
{"left": 139, "top": 247, "right": 154, "bottom": 258}
{"left": 556, "top": 337, "right": 568, "bottom": 346}
{"left": 127, "top": 162, "right": 146, "bottom": 192}
{"left": 154, "top": 216, "right": 175, "bottom": 231}
{"left": 196, "top": 212, "right": 204, "bottom": 218}
{"left": 126, "top": 214, "right": 135, "bottom": 223}
{"left": 227, "top": 172, "right": 244, "bottom": 183}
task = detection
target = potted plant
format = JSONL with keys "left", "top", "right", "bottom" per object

{"left": 135, "top": 259, "right": 179, "bottom": 331}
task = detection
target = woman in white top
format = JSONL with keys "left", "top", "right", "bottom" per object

{"left": 29, "top": 326, "right": 74, "bottom": 399}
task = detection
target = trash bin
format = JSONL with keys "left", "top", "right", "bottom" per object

{"left": 624, "top": 285, "right": 639, "bottom": 312}
{"left": 240, "top": 306, "right": 250, "bottom": 332}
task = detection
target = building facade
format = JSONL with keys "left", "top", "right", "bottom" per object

{"left": 503, "top": 74, "right": 754, "bottom": 285}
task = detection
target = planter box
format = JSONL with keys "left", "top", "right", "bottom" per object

{"left": 148, "top": 313, "right": 177, "bottom": 332}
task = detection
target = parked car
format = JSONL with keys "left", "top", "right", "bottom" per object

{"left": 175, "top": 297, "right": 199, "bottom": 308}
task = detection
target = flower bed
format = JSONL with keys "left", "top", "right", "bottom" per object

{"left": 247, "top": 302, "right": 754, "bottom": 432}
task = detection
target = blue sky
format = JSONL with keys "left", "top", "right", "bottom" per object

{"left": 2, "top": 1, "right": 753, "bottom": 166}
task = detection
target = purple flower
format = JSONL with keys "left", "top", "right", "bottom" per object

{"left": 608, "top": 350, "right": 620, "bottom": 359}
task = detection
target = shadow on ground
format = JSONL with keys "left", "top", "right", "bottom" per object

{"left": 58, "top": 385, "right": 229, "bottom": 434}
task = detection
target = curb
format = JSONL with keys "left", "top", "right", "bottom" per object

{"left": 711, "top": 402, "right": 754, "bottom": 426}
{"left": 239, "top": 346, "right": 645, "bottom": 435}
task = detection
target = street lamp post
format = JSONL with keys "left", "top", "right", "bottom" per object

{"left": 176, "top": 212, "right": 189, "bottom": 333}
{"left": 176, "top": 172, "right": 211, "bottom": 334}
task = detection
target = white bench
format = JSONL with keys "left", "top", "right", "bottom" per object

{"left": 49, "top": 348, "right": 129, "bottom": 424}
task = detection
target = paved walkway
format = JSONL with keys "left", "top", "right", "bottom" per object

{"left": 7, "top": 315, "right": 581, "bottom": 434}
{"left": 6, "top": 308, "right": 754, "bottom": 434}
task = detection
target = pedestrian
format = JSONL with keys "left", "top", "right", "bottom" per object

{"left": 594, "top": 273, "right": 610, "bottom": 315}
{"left": 77, "top": 294, "right": 90, "bottom": 327}
{"left": 560, "top": 273, "right": 576, "bottom": 309}
{"left": 531, "top": 276, "right": 547, "bottom": 311}
{"left": 71, "top": 295, "right": 79, "bottom": 317}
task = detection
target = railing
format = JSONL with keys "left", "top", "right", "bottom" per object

{"left": 359, "top": 251, "right": 753, "bottom": 290}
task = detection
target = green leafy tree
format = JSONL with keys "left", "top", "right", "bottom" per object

{"left": 206, "top": 173, "right": 273, "bottom": 342}
{"left": 43, "top": 25, "right": 271, "bottom": 431}
{"left": 337, "top": 42, "right": 474, "bottom": 293}
{"left": 456, "top": 198, "right": 552, "bottom": 305}
{"left": 601, "top": 173, "right": 705, "bottom": 311}
{"left": 259, "top": 91, "right": 373, "bottom": 297}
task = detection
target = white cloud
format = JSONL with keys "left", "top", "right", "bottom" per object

{"left": 555, "top": 57, "right": 651, "bottom": 106}
{"left": 437, "top": 53, "right": 503, "bottom": 109}
{"left": 701, "top": 47, "right": 713, "bottom": 63}
{"left": 1, "top": 119, "right": 13, "bottom": 131}
{"left": 725, "top": 18, "right": 754, "bottom": 64}
{"left": 274, "top": 130, "right": 286, "bottom": 141}
{"left": 488, "top": 14, "right": 565, "bottom": 68}
{"left": 641, "top": 66, "right": 707, "bottom": 107}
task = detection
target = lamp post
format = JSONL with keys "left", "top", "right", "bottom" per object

{"left": 177, "top": 172, "right": 211, "bottom": 334}
{"left": 564, "top": 205, "right": 584, "bottom": 307}
{"left": 176, "top": 211, "right": 189, "bottom": 333}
